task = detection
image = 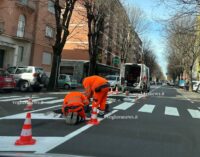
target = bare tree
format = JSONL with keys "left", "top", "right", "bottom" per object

{"left": 82, "top": 0, "right": 111, "bottom": 75}
{"left": 166, "top": 15, "right": 200, "bottom": 90}
{"left": 48, "top": 0, "right": 77, "bottom": 90}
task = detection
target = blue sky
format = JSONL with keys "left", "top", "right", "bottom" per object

{"left": 124, "top": 0, "right": 169, "bottom": 76}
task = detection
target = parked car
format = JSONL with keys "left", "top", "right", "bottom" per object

{"left": 150, "top": 81, "right": 156, "bottom": 85}
{"left": 0, "top": 68, "right": 16, "bottom": 92}
{"left": 7, "top": 66, "right": 48, "bottom": 92}
{"left": 197, "top": 84, "right": 200, "bottom": 93}
{"left": 58, "top": 74, "right": 78, "bottom": 89}
{"left": 105, "top": 75, "right": 120, "bottom": 89}
{"left": 193, "top": 81, "right": 200, "bottom": 91}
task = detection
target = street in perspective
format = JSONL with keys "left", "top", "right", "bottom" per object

{"left": 0, "top": 0, "right": 200, "bottom": 157}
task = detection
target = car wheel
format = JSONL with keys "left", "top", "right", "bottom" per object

{"left": 64, "top": 84, "right": 70, "bottom": 90}
{"left": 19, "top": 81, "right": 29, "bottom": 92}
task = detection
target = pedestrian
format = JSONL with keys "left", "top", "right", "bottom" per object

{"left": 62, "top": 91, "right": 89, "bottom": 125}
{"left": 82, "top": 75, "right": 110, "bottom": 118}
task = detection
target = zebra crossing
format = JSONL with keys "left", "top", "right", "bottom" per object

{"left": 0, "top": 95, "right": 64, "bottom": 105}
{"left": 137, "top": 103, "right": 200, "bottom": 119}
{"left": 1, "top": 95, "right": 200, "bottom": 120}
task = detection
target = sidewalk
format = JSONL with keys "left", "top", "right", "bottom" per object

{"left": 176, "top": 88, "right": 200, "bottom": 103}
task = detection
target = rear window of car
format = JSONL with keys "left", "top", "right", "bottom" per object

{"left": 16, "top": 67, "right": 33, "bottom": 74}
{"left": 106, "top": 76, "right": 117, "bottom": 80}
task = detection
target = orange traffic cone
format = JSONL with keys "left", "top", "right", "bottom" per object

{"left": 115, "top": 86, "right": 119, "bottom": 95}
{"left": 109, "top": 87, "right": 113, "bottom": 95}
{"left": 87, "top": 106, "right": 99, "bottom": 125}
{"left": 125, "top": 90, "right": 129, "bottom": 96}
{"left": 24, "top": 96, "right": 33, "bottom": 111}
{"left": 15, "top": 112, "right": 36, "bottom": 145}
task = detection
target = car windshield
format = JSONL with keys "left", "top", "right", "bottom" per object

{"left": 16, "top": 67, "right": 33, "bottom": 74}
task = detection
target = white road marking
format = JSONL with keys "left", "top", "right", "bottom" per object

{"left": 0, "top": 136, "right": 64, "bottom": 152}
{"left": 19, "top": 97, "right": 56, "bottom": 104}
{"left": 1, "top": 113, "right": 64, "bottom": 120}
{"left": 138, "top": 104, "right": 155, "bottom": 113}
{"left": 188, "top": 109, "right": 200, "bottom": 119}
{"left": 165, "top": 107, "right": 179, "bottom": 116}
{"left": 0, "top": 104, "right": 62, "bottom": 120}
{"left": 35, "top": 110, "right": 118, "bottom": 154}
{"left": 0, "top": 96, "right": 21, "bottom": 99}
{"left": 0, "top": 97, "right": 37, "bottom": 102}
{"left": 42, "top": 99, "right": 64, "bottom": 104}
{"left": 113, "top": 102, "right": 134, "bottom": 110}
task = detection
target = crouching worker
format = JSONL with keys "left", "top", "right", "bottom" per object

{"left": 62, "top": 92, "right": 89, "bottom": 125}
{"left": 83, "top": 75, "right": 110, "bottom": 118}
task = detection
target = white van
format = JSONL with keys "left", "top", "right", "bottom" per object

{"left": 120, "top": 63, "right": 150, "bottom": 92}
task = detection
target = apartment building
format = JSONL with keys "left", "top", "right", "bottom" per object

{"left": 61, "top": 0, "right": 143, "bottom": 80}
{"left": 0, "top": 0, "right": 59, "bottom": 75}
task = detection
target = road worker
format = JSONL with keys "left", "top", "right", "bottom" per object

{"left": 62, "top": 91, "right": 89, "bottom": 125}
{"left": 82, "top": 75, "right": 110, "bottom": 118}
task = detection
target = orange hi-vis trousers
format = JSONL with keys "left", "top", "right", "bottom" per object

{"left": 92, "top": 87, "right": 109, "bottom": 111}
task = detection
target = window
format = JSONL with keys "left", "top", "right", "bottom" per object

{"left": 42, "top": 52, "right": 52, "bottom": 65}
{"left": 48, "top": 0, "right": 55, "bottom": 14}
{"left": 18, "top": 46, "right": 24, "bottom": 62}
{"left": 59, "top": 75, "right": 66, "bottom": 80}
{"left": 45, "top": 26, "right": 54, "bottom": 38}
{"left": 19, "top": 0, "right": 28, "bottom": 5}
{"left": 17, "top": 15, "right": 25, "bottom": 37}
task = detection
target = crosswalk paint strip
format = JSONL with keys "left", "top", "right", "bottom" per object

{"left": 20, "top": 97, "right": 56, "bottom": 103}
{"left": 188, "top": 109, "right": 200, "bottom": 119}
{"left": 1, "top": 113, "right": 64, "bottom": 120}
{"left": 113, "top": 102, "right": 134, "bottom": 110}
{"left": 0, "top": 97, "right": 37, "bottom": 102}
{"left": 165, "top": 107, "right": 179, "bottom": 116}
{"left": 138, "top": 104, "right": 155, "bottom": 113}
{"left": 42, "top": 99, "right": 64, "bottom": 104}
{"left": 0, "top": 96, "right": 21, "bottom": 99}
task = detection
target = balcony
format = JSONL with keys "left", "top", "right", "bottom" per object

{"left": 15, "top": 0, "right": 36, "bottom": 12}
{"left": 11, "top": 26, "right": 33, "bottom": 41}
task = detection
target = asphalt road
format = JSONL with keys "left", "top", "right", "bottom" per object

{"left": 0, "top": 85, "right": 200, "bottom": 157}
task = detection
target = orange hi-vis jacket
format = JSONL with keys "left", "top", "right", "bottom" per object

{"left": 62, "top": 92, "right": 89, "bottom": 114}
{"left": 83, "top": 75, "right": 108, "bottom": 98}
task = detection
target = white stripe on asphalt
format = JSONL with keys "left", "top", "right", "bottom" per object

{"left": 138, "top": 104, "right": 155, "bottom": 113}
{"left": 165, "top": 107, "right": 179, "bottom": 116}
{"left": 113, "top": 102, "right": 134, "bottom": 110}
{"left": 35, "top": 110, "right": 118, "bottom": 154}
{"left": 20, "top": 97, "right": 56, "bottom": 103}
{"left": 0, "top": 136, "right": 64, "bottom": 152}
{"left": 42, "top": 99, "right": 64, "bottom": 104}
{"left": 1, "top": 113, "right": 64, "bottom": 120}
{"left": 0, "top": 104, "right": 62, "bottom": 120}
{"left": 0, "top": 96, "right": 21, "bottom": 99}
{"left": 188, "top": 109, "right": 200, "bottom": 119}
{"left": 0, "top": 97, "right": 37, "bottom": 102}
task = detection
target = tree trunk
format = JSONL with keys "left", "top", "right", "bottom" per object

{"left": 48, "top": 53, "right": 61, "bottom": 90}
{"left": 189, "top": 66, "right": 193, "bottom": 92}
{"left": 89, "top": 55, "right": 97, "bottom": 75}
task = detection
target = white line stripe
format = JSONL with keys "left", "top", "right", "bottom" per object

{"left": 0, "top": 96, "right": 21, "bottom": 99}
{"left": 0, "top": 97, "right": 37, "bottom": 102}
{"left": 165, "top": 107, "right": 179, "bottom": 116}
{"left": 138, "top": 104, "right": 155, "bottom": 113}
{"left": 42, "top": 99, "right": 64, "bottom": 104}
{"left": 35, "top": 110, "right": 118, "bottom": 153}
{"left": 188, "top": 109, "right": 200, "bottom": 119}
{"left": 20, "top": 97, "right": 56, "bottom": 103}
{"left": 0, "top": 105, "right": 62, "bottom": 120}
{"left": 1, "top": 113, "right": 64, "bottom": 120}
{"left": 113, "top": 102, "right": 134, "bottom": 110}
